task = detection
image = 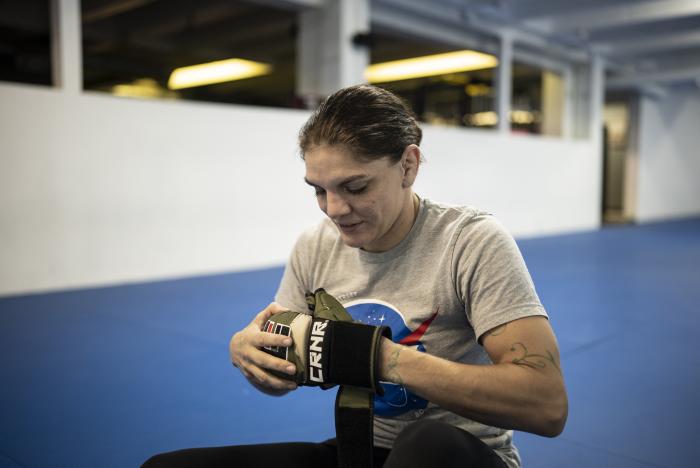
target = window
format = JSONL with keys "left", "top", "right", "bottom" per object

{"left": 81, "top": 0, "right": 298, "bottom": 107}
{"left": 370, "top": 32, "right": 497, "bottom": 129}
{"left": 511, "top": 63, "right": 564, "bottom": 136}
{"left": 0, "top": 0, "right": 52, "bottom": 86}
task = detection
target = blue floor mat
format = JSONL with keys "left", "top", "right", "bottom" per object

{"left": 1, "top": 218, "right": 699, "bottom": 467}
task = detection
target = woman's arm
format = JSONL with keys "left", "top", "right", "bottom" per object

{"left": 378, "top": 315, "right": 568, "bottom": 437}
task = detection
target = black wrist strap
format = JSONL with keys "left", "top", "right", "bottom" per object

{"left": 327, "top": 321, "right": 390, "bottom": 393}
{"left": 335, "top": 385, "right": 375, "bottom": 468}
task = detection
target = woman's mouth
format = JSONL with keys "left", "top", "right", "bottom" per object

{"left": 338, "top": 221, "right": 363, "bottom": 234}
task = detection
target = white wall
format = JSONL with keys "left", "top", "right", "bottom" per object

{"left": 0, "top": 82, "right": 601, "bottom": 296}
{"left": 635, "top": 87, "right": 700, "bottom": 222}
{"left": 417, "top": 126, "right": 600, "bottom": 237}
{"left": 0, "top": 84, "right": 321, "bottom": 296}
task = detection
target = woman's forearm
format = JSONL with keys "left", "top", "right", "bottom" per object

{"left": 379, "top": 338, "right": 568, "bottom": 437}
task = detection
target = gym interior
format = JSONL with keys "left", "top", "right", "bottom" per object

{"left": 1, "top": 1, "right": 699, "bottom": 467}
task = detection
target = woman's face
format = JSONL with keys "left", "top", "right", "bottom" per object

{"left": 304, "top": 145, "right": 416, "bottom": 252}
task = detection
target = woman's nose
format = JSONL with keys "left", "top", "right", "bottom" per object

{"left": 324, "top": 191, "right": 351, "bottom": 218}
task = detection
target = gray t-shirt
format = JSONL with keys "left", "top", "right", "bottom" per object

{"left": 275, "top": 198, "right": 547, "bottom": 468}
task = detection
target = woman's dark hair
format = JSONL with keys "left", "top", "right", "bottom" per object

{"left": 299, "top": 84, "right": 422, "bottom": 163}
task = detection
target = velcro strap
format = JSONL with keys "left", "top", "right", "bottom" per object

{"left": 327, "top": 321, "right": 390, "bottom": 394}
{"left": 336, "top": 386, "right": 374, "bottom": 468}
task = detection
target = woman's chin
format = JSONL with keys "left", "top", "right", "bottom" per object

{"left": 339, "top": 233, "right": 366, "bottom": 249}
{"left": 336, "top": 228, "right": 368, "bottom": 249}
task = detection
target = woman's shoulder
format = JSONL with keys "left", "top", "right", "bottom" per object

{"left": 421, "top": 198, "right": 512, "bottom": 245}
{"left": 422, "top": 198, "right": 493, "bottom": 228}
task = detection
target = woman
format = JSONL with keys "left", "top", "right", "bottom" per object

{"left": 144, "top": 84, "right": 567, "bottom": 468}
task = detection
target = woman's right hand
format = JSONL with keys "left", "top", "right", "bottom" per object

{"left": 229, "top": 302, "right": 298, "bottom": 396}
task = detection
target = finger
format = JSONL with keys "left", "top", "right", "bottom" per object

{"left": 255, "top": 330, "right": 293, "bottom": 349}
{"left": 252, "top": 302, "right": 291, "bottom": 328}
{"left": 252, "top": 309, "right": 272, "bottom": 329}
{"left": 248, "top": 365, "right": 297, "bottom": 390}
{"left": 241, "top": 367, "right": 297, "bottom": 389}
{"left": 267, "top": 302, "right": 289, "bottom": 315}
{"left": 239, "top": 366, "right": 254, "bottom": 381}
{"left": 247, "top": 347, "right": 297, "bottom": 375}
{"left": 231, "top": 328, "right": 290, "bottom": 370}
{"left": 253, "top": 302, "right": 285, "bottom": 328}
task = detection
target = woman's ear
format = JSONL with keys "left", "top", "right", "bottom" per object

{"left": 401, "top": 144, "right": 421, "bottom": 188}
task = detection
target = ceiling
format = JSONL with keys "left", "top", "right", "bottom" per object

{"left": 373, "top": 0, "right": 700, "bottom": 95}
{"left": 2, "top": 0, "right": 699, "bottom": 98}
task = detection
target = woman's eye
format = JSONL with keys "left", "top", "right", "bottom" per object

{"left": 314, "top": 188, "right": 326, "bottom": 196}
{"left": 345, "top": 185, "right": 366, "bottom": 195}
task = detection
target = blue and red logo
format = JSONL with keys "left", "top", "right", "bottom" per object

{"left": 345, "top": 300, "right": 437, "bottom": 417}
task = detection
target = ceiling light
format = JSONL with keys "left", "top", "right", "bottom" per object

{"left": 168, "top": 58, "right": 272, "bottom": 90}
{"left": 112, "top": 78, "right": 176, "bottom": 99}
{"left": 469, "top": 111, "right": 499, "bottom": 126}
{"left": 365, "top": 50, "right": 498, "bottom": 84}
{"left": 510, "top": 110, "right": 537, "bottom": 124}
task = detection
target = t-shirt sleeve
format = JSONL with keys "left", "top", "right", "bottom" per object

{"left": 452, "top": 213, "right": 547, "bottom": 342}
{"left": 274, "top": 228, "right": 316, "bottom": 312}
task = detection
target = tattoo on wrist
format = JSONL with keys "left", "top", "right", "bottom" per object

{"left": 386, "top": 347, "right": 403, "bottom": 385}
{"left": 510, "top": 342, "right": 562, "bottom": 375}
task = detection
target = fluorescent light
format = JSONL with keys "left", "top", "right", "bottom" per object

{"left": 112, "top": 78, "right": 176, "bottom": 99}
{"left": 168, "top": 58, "right": 272, "bottom": 90}
{"left": 469, "top": 111, "right": 499, "bottom": 126}
{"left": 510, "top": 110, "right": 538, "bottom": 125}
{"left": 365, "top": 50, "right": 498, "bottom": 84}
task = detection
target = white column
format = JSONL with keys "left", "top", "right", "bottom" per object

{"left": 623, "top": 95, "right": 640, "bottom": 222}
{"left": 589, "top": 53, "right": 606, "bottom": 226}
{"left": 297, "top": 0, "right": 369, "bottom": 106}
{"left": 51, "top": 0, "right": 82, "bottom": 93}
{"left": 541, "top": 70, "right": 564, "bottom": 136}
{"left": 589, "top": 54, "right": 605, "bottom": 148}
{"left": 562, "top": 66, "right": 574, "bottom": 139}
{"left": 496, "top": 32, "right": 513, "bottom": 133}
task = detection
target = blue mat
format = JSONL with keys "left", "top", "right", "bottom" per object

{"left": 1, "top": 218, "right": 699, "bottom": 467}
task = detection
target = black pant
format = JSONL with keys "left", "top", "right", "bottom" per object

{"left": 142, "top": 419, "right": 508, "bottom": 468}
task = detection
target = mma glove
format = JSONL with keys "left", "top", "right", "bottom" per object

{"left": 261, "top": 288, "right": 391, "bottom": 395}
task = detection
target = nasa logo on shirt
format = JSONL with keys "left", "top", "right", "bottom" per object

{"left": 344, "top": 299, "right": 437, "bottom": 417}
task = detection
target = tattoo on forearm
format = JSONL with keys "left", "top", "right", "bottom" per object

{"left": 386, "top": 347, "right": 403, "bottom": 385}
{"left": 510, "top": 342, "right": 562, "bottom": 375}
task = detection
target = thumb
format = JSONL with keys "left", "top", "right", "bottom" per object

{"left": 253, "top": 302, "right": 290, "bottom": 328}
